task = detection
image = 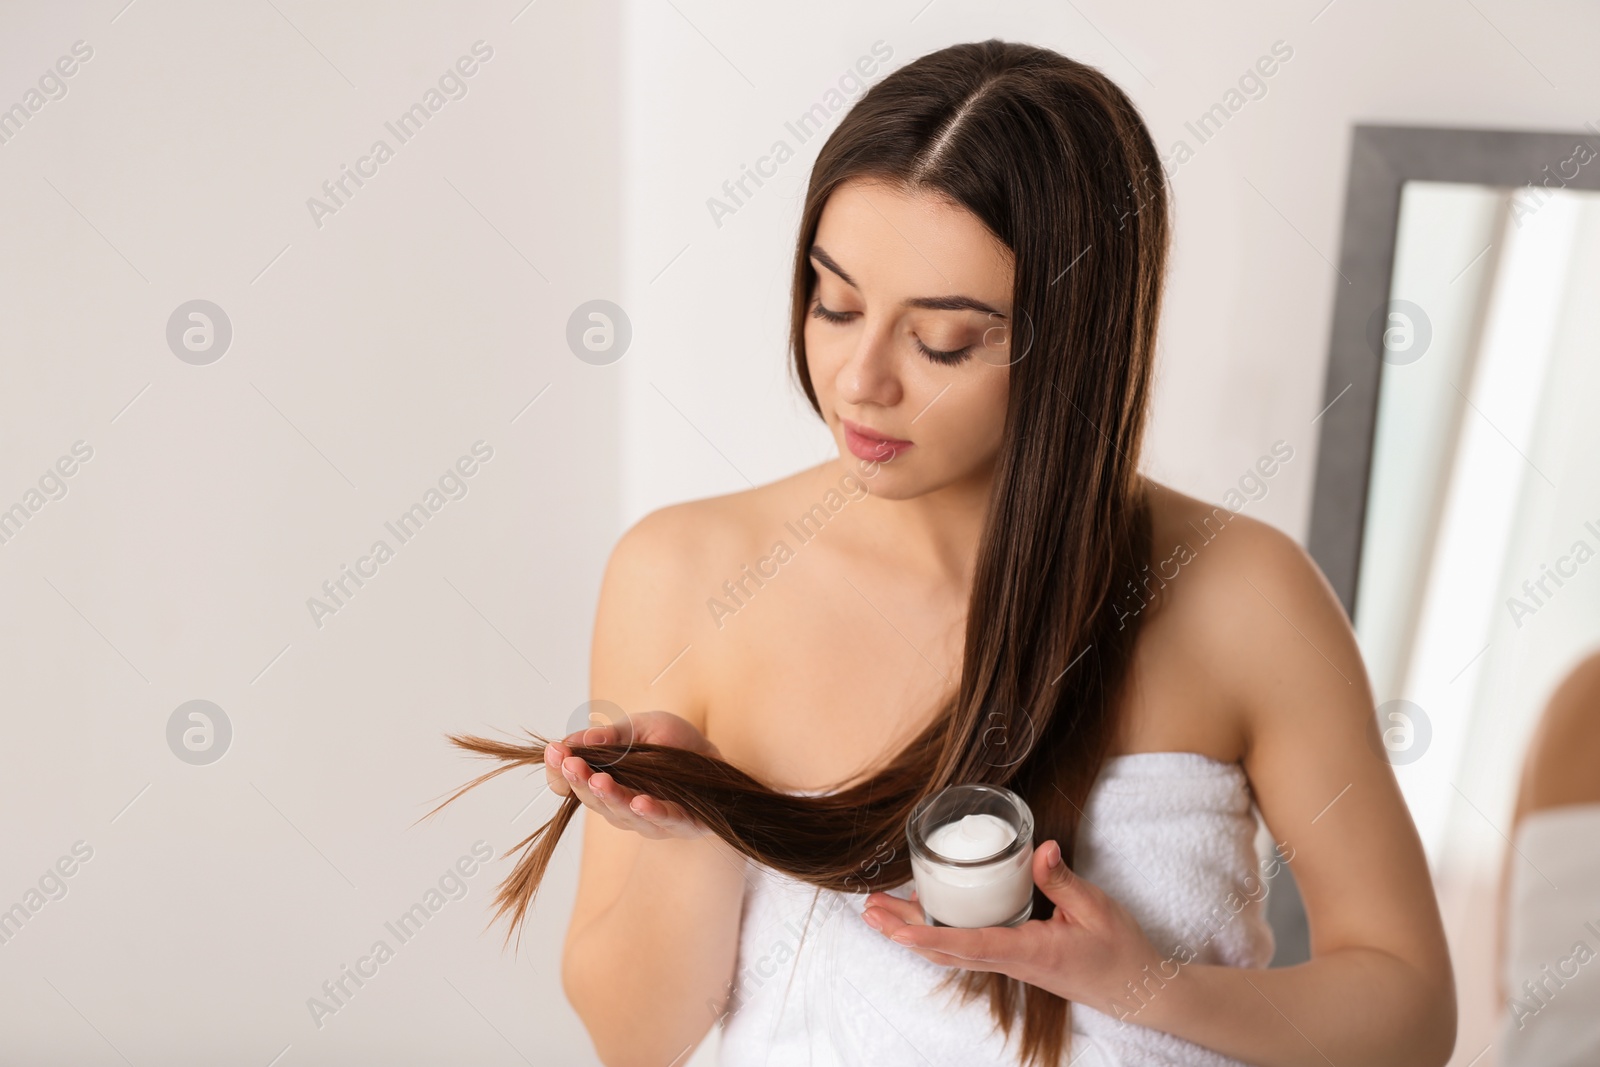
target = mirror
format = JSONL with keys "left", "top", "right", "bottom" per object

{"left": 1357, "top": 179, "right": 1600, "bottom": 849}
{"left": 1304, "top": 125, "right": 1600, "bottom": 1060}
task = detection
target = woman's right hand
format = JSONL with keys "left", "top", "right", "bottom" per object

{"left": 543, "top": 710, "right": 720, "bottom": 840}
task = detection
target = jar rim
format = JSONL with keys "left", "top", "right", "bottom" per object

{"left": 906, "top": 784, "right": 1034, "bottom": 867}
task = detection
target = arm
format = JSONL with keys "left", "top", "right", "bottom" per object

{"left": 1122, "top": 517, "right": 1456, "bottom": 1065}
{"left": 559, "top": 507, "right": 750, "bottom": 1067}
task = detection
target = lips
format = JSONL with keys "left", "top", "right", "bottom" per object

{"left": 841, "top": 418, "right": 913, "bottom": 462}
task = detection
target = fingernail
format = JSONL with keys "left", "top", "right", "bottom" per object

{"left": 1046, "top": 841, "right": 1062, "bottom": 869}
{"left": 890, "top": 931, "right": 913, "bottom": 945}
{"left": 862, "top": 911, "right": 882, "bottom": 931}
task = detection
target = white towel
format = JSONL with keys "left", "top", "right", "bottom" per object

{"left": 1497, "top": 803, "right": 1600, "bottom": 1067}
{"left": 715, "top": 752, "right": 1276, "bottom": 1066}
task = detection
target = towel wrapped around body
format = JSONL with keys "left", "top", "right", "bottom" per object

{"left": 1497, "top": 803, "right": 1600, "bottom": 1067}
{"left": 714, "top": 750, "right": 1277, "bottom": 1066}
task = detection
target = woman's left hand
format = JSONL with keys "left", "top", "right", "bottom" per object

{"left": 862, "top": 840, "right": 1167, "bottom": 1016}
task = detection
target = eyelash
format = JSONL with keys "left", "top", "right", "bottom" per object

{"left": 809, "top": 299, "right": 973, "bottom": 366}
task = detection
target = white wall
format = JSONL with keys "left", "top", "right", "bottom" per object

{"left": 3, "top": 1, "right": 1598, "bottom": 1064}
{"left": 0, "top": 0, "right": 620, "bottom": 1062}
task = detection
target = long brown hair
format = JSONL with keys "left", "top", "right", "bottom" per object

{"left": 432, "top": 39, "right": 1167, "bottom": 1066}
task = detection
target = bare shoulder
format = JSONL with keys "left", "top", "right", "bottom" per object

{"left": 1143, "top": 477, "right": 1317, "bottom": 588}
{"left": 1516, "top": 649, "right": 1600, "bottom": 817}
{"left": 590, "top": 463, "right": 837, "bottom": 729}
{"left": 1139, "top": 477, "right": 1370, "bottom": 749}
{"left": 604, "top": 462, "right": 835, "bottom": 590}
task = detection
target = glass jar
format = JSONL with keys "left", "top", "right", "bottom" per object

{"left": 906, "top": 783, "right": 1035, "bottom": 928}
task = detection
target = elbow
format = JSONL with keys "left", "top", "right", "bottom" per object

{"left": 559, "top": 949, "right": 581, "bottom": 1016}
{"left": 560, "top": 941, "right": 603, "bottom": 1033}
{"left": 585, "top": 1027, "right": 692, "bottom": 1067}
{"left": 1416, "top": 1022, "right": 1456, "bottom": 1067}
{"left": 1423, "top": 994, "right": 1458, "bottom": 1067}
{"left": 561, "top": 945, "right": 680, "bottom": 1067}
{"left": 589, "top": 1041, "right": 656, "bottom": 1067}
{"left": 1409, "top": 961, "right": 1458, "bottom": 1067}
{"left": 560, "top": 942, "right": 605, "bottom": 1055}
{"left": 1347, "top": 946, "right": 1456, "bottom": 1067}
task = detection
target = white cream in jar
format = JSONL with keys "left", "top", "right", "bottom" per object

{"left": 906, "top": 785, "right": 1035, "bottom": 928}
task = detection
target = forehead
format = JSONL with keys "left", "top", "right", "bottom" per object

{"left": 812, "top": 178, "right": 1014, "bottom": 302}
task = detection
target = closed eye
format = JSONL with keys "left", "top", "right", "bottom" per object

{"left": 810, "top": 300, "right": 853, "bottom": 325}
{"left": 809, "top": 299, "right": 973, "bottom": 366}
{"left": 913, "top": 338, "right": 973, "bottom": 366}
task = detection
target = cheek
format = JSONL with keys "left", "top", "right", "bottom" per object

{"left": 804, "top": 324, "right": 843, "bottom": 395}
{"left": 921, "top": 370, "right": 1008, "bottom": 453}
{"left": 976, "top": 371, "right": 1010, "bottom": 440}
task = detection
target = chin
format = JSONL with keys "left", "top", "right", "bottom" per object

{"left": 837, "top": 454, "right": 930, "bottom": 499}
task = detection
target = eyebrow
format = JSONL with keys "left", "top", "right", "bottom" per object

{"left": 809, "top": 245, "right": 1007, "bottom": 319}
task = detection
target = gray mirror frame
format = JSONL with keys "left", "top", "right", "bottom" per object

{"left": 1264, "top": 122, "right": 1600, "bottom": 969}
{"left": 1309, "top": 122, "right": 1600, "bottom": 616}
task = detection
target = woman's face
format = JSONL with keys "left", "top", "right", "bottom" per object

{"left": 805, "top": 177, "right": 1016, "bottom": 500}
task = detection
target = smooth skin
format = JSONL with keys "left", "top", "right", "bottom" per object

{"left": 551, "top": 177, "right": 1456, "bottom": 1067}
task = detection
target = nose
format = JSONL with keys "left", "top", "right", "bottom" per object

{"left": 834, "top": 319, "right": 904, "bottom": 410}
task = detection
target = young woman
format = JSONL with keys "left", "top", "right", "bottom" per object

{"left": 522, "top": 39, "right": 1454, "bottom": 1067}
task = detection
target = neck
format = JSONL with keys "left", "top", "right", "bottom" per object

{"left": 829, "top": 458, "right": 995, "bottom": 590}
